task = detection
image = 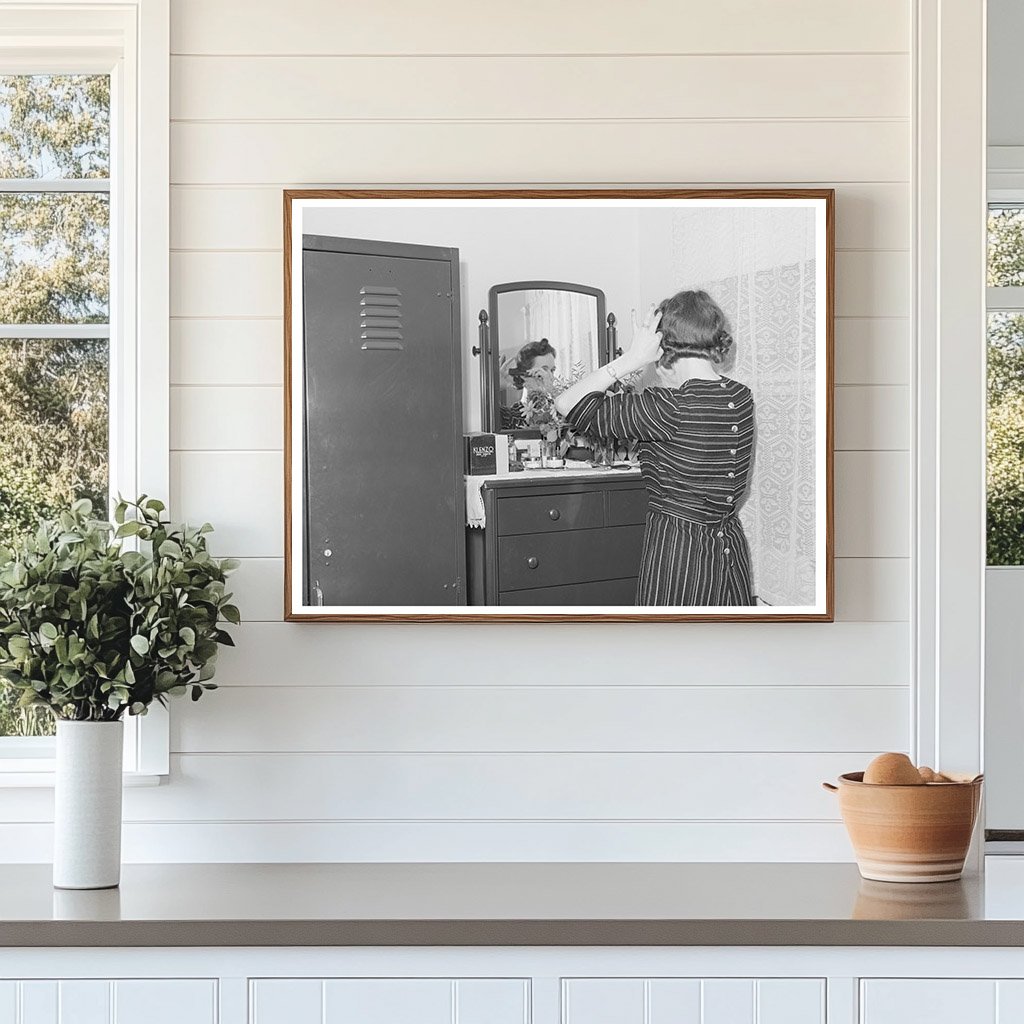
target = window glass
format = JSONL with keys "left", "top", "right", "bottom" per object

{"left": 987, "top": 312, "right": 1024, "bottom": 565}
{"left": 988, "top": 206, "right": 1024, "bottom": 288}
{"left": 0, "top": 75, "right": 109, "bottom": 179}
{"left": 0, "top": 74, "right": 109, "bottom": 739}
{"left": 0, "top": 193, "right": 109, "bottom": 323}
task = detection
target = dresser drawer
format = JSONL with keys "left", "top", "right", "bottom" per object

{"left": 606, "top": 487, "right": 648, "bottom": 526}
{"left": 499, "top": 577, "right": 638, "bottom": 606}
{"left": 498, "top": 525, "right": 645, "bottom": 591}
{"left": 496, "top": 490, "right": 605, "bottom": 536}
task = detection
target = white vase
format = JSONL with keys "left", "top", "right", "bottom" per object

{"left": 53, "top": 720, "right": 124, "bottom": 890}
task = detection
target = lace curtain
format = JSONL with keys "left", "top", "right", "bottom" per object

{"left": 520, "top": 289, "right": 597, "bottom": 377}
{"left": 667, "top": 208, "right": 817, "bottom": 607}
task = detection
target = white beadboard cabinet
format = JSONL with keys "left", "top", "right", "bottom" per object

{"left": 561, "top": 978, "right": 825, "bottom": 1024}
{"left": 6, "top": 949, "right": 1024, "bottom": 1024}
{"left": 0, "top": 980, "right": 217, "bottom": 1024}
{"left": 250, "top": 979, "right": 529, "bottom": 1024}
{"left": 860, "top": 979, "right": 1024, "bottom": 1023}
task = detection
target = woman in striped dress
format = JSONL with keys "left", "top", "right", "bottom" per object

{"left": 553, "top": 290, "right": 756, "bottom": 606}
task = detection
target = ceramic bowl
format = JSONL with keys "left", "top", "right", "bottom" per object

{"left": 823, "top": 771, "right": 983, "bottom": 883}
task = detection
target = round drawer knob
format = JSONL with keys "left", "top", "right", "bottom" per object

{"left": 527, "top": 557, "right": 539, "bottom": 569}
{"left": 548, "top": 508, "right": 561, "bottom": 521}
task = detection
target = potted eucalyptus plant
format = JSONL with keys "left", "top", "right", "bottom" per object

{"left": 0, "top": 496, "right": 239, "bottom": 889}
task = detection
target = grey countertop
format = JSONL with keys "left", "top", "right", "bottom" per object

{"left": 5, "top": 861, "right": 1024, "bottom": 947}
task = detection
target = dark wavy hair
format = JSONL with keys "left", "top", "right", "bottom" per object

{"left": 656, "top": 290, "right": 733, "bottom": 368}
{"left": 510, "top": 339, "right": 556, "bottom": 388}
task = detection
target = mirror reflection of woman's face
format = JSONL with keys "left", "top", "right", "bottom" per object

{"left": 524, "top": 354, "right": 556, "bottom": 388}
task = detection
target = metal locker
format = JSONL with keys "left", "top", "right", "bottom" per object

{"left": 302, "top": 235, "right": 464, "bottom": 606}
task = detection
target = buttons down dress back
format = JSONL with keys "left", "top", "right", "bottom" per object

{"left": 567, "top": 377, "right": 756, "bottom": 606}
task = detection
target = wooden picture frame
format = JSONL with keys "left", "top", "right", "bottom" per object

{"left": 284, "top": 189, "right": 834, "bottom": 622}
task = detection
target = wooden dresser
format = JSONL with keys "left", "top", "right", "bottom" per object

{"left": 466, "top": 471, "right": 648, "bottom": 606}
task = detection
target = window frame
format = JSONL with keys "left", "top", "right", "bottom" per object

{"left": 987, "top": 199, "right": 1024, "bottom": 315}
{"left": 0, "top": 0, "right": 169, "bottom": 783}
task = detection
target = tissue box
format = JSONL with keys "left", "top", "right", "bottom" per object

{"left": 464, "top": 434, "right": 510, "bottom": 476}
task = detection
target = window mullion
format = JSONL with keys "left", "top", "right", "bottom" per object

{"left": 987, "top": 286, "right": 1024, "bottom": 312}
{"left": 0, "top": 324, "right": 110, "bottom": 338}
{"left": 0, "top": 178, "right": 110, "bottom": 193}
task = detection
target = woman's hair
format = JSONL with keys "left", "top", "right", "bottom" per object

{"left": 510, "top": 339, "right": 556, "bottom": 388}
{"left": 656, "top": 289, "right": 733, "bottom": 368}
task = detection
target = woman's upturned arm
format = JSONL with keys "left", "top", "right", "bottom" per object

{"left": 553, "top": 306, "right": 663, "bottom": 418}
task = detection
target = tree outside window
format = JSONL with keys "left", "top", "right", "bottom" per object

{"left": 0, "top": 75, "right": 110, "bottom": 736}
{"left": 988, "top": 207, "right": 1024, "bottom": 566}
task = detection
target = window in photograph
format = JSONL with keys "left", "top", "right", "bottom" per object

{"left": 0, "top": 74, "right": 110, "bottom": 738}
{"left": 986, "top": 205, "right": 1024, "bottom": 566}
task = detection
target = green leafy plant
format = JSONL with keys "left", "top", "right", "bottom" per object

{"left": 0, "top": 496, "right": 239, "bottom": 722}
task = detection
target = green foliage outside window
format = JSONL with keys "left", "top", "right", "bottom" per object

{"left": 988, "top": 209, "right": 1024, "bottom": 566}
{"left": 0, "top": 75, "right": 110, "bottom": 736}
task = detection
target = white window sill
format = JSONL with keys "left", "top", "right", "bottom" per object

{"left": 0, "top": 769, "right": 164, "bottom": 788}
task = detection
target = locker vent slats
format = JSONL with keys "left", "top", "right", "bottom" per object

{"left": 359, "top": 285, "right": 403, "bottom": 348}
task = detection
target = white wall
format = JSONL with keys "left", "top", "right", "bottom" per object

{"left": 2, "top": 0, "right": 914, "bottom": 862}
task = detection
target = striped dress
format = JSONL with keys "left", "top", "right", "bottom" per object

{"left": 567, "top": 377, "right": 756, "bottom": 607}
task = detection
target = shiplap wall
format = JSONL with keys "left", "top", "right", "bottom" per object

{"left": 6, "top": 0, "right": 916, "bottom": 861}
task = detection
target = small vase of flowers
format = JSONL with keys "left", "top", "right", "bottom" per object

{"left": 0, "top": 497, "right": 239, "bottom": 889}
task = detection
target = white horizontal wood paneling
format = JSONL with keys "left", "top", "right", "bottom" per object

{"left": 834, "top": 386, "right": 910, "bottom": 450}
{"left": 170, "top": 451, "right": 282, "bottom": 557}
{"left": 833, "top": 558, "right": 909, "bottom": 621}
{"left": 171, "top": 253, "right": 279, "bottom": 317}
{"left": 0, "top": 820, "right": 856, "bottom": 863}
{"left": 171, "top": 386, "right": 281, "bottom": 450}
{"left": 170, "top": 319, "right": 282, "bottom": 386}
{"left": 170, "top": 684, "right": 909, "bottom": 753}
{"left": 170, "top": 183, "right": 909, "bottom": 251}
{"left": 172, "top": 55, "right": 909, "bottom": 121}
{"left": 562, "top": 979, "right": 825, "bottom": 1024}
{"left": 835, "top": 318, "right": 910, "bottom": 385}
{"left": 221, "top": 558, "right": 283, "bottom": 620}
{"left": 834, "top": 452, "right": 910, "bottom": 558}
{"left": 170, "top": 0, "right": 909, "bottom": 55}
{"left": 223, "top": 555, "right": 908, "bottom": 623}
{"left": 170, "top": 121, "right": 909, "bottom": 186}
{"left": 835, "top": 250, "right": 909, "bottom": 318}
{"left": 210, "top": 622, "right": 909, "bottom": 687}
{"left": 119, "top": 752, "right": 866, "bottom": 822}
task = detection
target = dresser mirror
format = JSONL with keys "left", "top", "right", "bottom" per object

{"left": 477, "top": 281, "right": 615, "bottom": 432}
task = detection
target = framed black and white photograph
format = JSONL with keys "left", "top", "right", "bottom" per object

{"left": 284, "top": 189, "right": 834, "bottom": 622}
